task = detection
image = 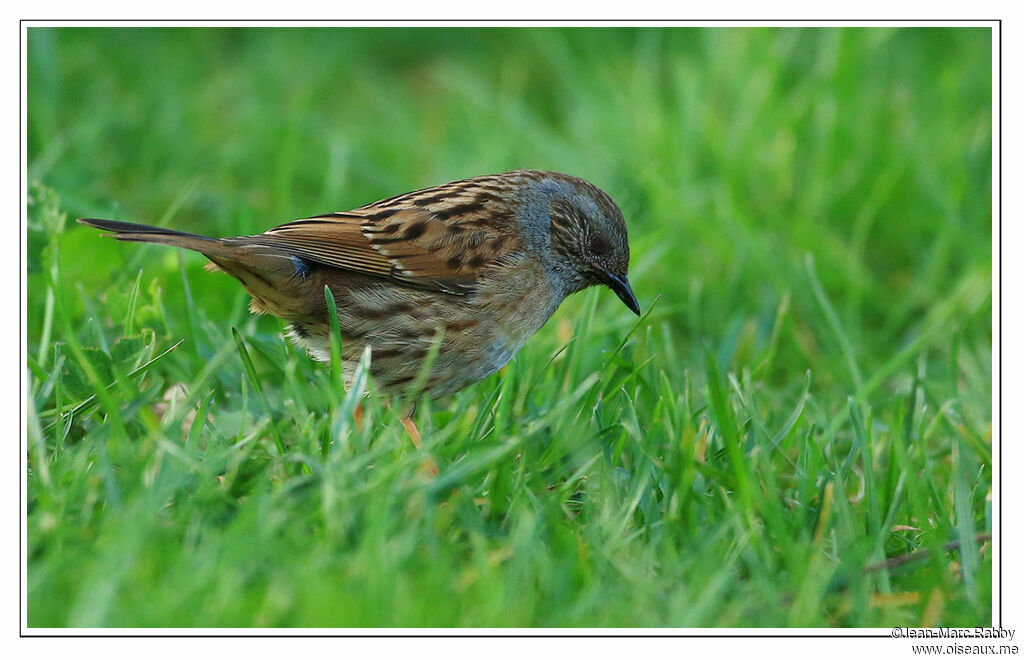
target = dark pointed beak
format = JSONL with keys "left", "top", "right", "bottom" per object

{"left": 598, "top": 267, "right": 641, "bottom": 316}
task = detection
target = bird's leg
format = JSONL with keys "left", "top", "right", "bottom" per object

{"left": 400, "top": 409, "right": 438, "bottom": 476}
{"left": 400, "top": 414, "right": 423, "bottom": 448}
{"left": 353, "top": 400, "right": 364, "bottom": 431}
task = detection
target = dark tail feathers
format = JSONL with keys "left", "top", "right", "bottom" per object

{"left": 77, "top": 217, "right": 302, "bottom": 279}
{"left": 77, "top": 218, "right": 212, "bottom": 241}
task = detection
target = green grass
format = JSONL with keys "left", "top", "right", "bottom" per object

{"left": 26, "top": 26, "right": 992, "bottom": 627}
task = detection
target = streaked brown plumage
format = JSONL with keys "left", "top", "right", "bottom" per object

{"left": 79, "top": 169, "right": 640, "bottom": 398}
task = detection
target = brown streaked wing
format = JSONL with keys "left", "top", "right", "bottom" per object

{"left": 257, "top": 213, "right": 394, "bottom": 278}
{"left": 257, "top": 178, "right": 523, "bottom": 294}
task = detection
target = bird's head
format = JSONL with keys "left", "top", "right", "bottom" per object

{"left": 538, "top": 174, "right": 640, "bottom": 316}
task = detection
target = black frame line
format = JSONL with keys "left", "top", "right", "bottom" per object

{"left": 19, "top": 16, "right": 1003, "bottom": 638}
{"left": 997, "top": 17, "right": 1003, "bottom": 632}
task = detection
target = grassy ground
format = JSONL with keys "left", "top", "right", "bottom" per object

{"left": 26, "top": 27, "right": 992, "bottom": 627}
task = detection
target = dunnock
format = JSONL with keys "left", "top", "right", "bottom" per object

{"left": 80, "top": 169, "right": 640, "bottom": 400}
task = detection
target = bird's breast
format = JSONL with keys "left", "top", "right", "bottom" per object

{"left": 410, "top": 255, "right": 560, "bottom": 396}
{"left": 470, "top": 254, "right": 561, "bottom": 350}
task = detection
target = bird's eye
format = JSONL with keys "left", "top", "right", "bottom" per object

{"left": 589, "top": 235, "right": 611, "bottom": 256}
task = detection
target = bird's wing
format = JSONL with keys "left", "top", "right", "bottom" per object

{"left": 257, "top": 181, "right": 522, "bottom": 294}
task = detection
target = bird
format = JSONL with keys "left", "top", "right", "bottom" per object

{"left": 79, "top": 169, "right": 640, "bottom": 443}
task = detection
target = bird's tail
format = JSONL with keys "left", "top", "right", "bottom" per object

{"left": 77, "top": 218, "right": 233, "bottom": 255}
{"left": 77, "top": 217, "right": 311, "bottom": 318}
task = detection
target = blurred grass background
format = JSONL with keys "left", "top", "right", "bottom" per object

{"left": 26, "top": 27, "right": 992, "bottom": 627}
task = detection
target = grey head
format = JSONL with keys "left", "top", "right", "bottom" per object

{"left": 513, "top": 170, "right": 640, "bottom": 316}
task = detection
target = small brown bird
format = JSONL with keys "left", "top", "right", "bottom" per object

{"left": 80, "top": 169, "right": 640, "bottom": 404}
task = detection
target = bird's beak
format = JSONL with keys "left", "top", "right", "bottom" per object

{"left": 598, "top": 267, "right": 641, "bottom": 316}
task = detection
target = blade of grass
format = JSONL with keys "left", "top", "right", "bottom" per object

{"left": 179, "top": 249, "right": 202, "bottom": 362}
{"left": 703, "top": 347, "right": 754, "bottom": 516}
{"left": 123, "top": 268, "right": 143, "bottom": 336}
{"left": 36, "top": 246, "right": 59, "bottom": 368}
{"left": 329, "top": 345, "right": 372, "bottom": 458}
{"left": 806, "top": 254, "right": 863, "bottom": 390}
{"left": 232, "top": 327, "right": 285, "bottom": 455}
{"left": 324, "top": 285, "right": 344, "bottom": 398}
